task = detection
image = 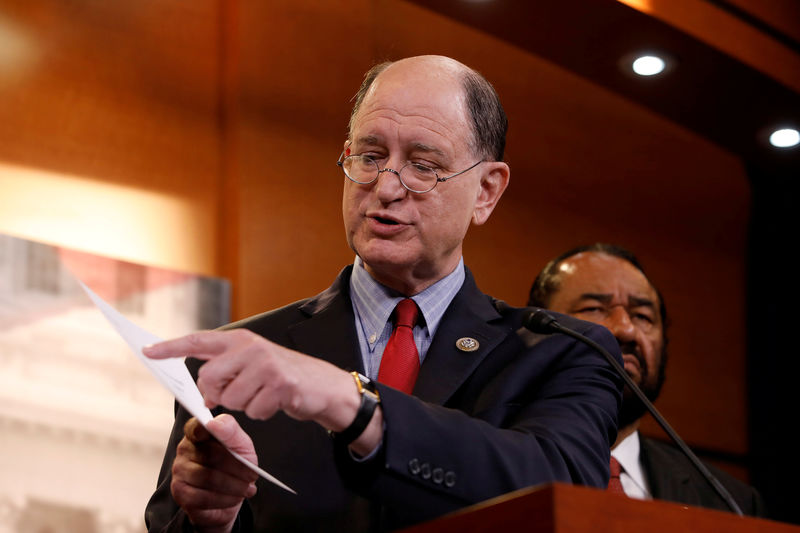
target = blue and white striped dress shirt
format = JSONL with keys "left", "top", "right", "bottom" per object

{"left": 349, "top": 255, "right": 465, "bottom": 380}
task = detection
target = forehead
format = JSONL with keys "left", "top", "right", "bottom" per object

{"left": 351, "top": 61, "right": 472, "bottom": 153}
{"left": 553, "top": 252, "right": 659, "bottom": 305}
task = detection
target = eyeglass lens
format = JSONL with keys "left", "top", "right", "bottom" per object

{"left": 343, "top": 156, "right": 438, "bottom": 192}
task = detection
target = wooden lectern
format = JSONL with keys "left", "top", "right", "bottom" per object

{"left": 400, "top": 483, "right": 800, "bottom": 533}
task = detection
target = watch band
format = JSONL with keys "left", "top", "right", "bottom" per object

{"left": 331, "top": 372, "right": 380, "bottom": 445}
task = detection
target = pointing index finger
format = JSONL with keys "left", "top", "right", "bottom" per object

{"left": 142, "top": 330, "right": 230, "bottom": 360}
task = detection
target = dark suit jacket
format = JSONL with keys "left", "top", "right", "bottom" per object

{"left": 145, "top": 266, "right": 623, "bottom": 532}
{"left": 641, "top": 436, "right": 767, "bottom": 516}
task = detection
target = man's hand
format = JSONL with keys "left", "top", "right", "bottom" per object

{"left": 171, "top": 415, "right": 258, "bottom": 533}
{"left": 144, "top": 329, "right": 383, "bottom": 455}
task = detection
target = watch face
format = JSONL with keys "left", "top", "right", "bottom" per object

{"left": 353, "top": 371, "right": 376, "bottom": 393}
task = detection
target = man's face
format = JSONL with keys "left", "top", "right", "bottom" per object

{"left": 342, "top": 57, "right": 497, "bottom": 294}
{"left": 545, "top": 252, "right": 666, "bottom": 424}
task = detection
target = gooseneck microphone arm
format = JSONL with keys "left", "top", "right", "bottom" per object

{"left": 523, "top": 309, "right": 744, "bottom": 517}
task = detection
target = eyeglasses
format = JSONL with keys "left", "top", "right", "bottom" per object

{"left": 336, "top": 150, "right": 483, "bottom": 194}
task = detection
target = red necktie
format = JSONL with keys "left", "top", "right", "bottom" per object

{"left": 607, "top": 456, "right": 626, "bottom": 495}
{"left": 377, "top": 299, "right": 420, "bottom": 393}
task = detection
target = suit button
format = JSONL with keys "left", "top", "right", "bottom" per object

{"left": 444, "top": 471, "right": 456, "bottom": 487}
{"left": 408, "top": 458, "right": 421, "bottom": 475}
{"left": 432, "top": 467, "right": 444, "bottom": 484}
{"left": 420, "top": 462, "right": 431, "bottom": 480}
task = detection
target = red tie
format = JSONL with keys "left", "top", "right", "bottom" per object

{"left": 607, "top": 456, "right": 626, "bottom": 495}
{"left": 377, "top": 299, "right": 420, "bottom": 393}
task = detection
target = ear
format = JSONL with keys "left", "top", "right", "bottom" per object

{"left": 472, "top": 162, "right": 510, "bottom": 226}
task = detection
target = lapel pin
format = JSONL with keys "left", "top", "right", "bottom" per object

{"left": 456, "top": 337, "right": 479, "bottom": 352}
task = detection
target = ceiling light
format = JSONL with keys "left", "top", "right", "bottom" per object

{"left": 632, "top": 55, "right": 666, "bottom": 76}
{"left": 769, "top": 128, "right": 800, "bottom": 148}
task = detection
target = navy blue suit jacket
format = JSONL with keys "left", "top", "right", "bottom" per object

{"left": 145, "top": 266, "right": 623, "bottom": 532}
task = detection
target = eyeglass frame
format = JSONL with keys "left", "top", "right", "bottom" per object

{"left": 336, "top": 149, "right": 484, "bottom": 194}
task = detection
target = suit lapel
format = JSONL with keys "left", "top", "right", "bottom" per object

{"left": 412, "top": 269, "right": 506, "bottom": 405}
{"left": 287, "top": 266, "right": 365, "bottom": 374}
{"left": 641, "top": 436, "right": 693, "bottom": 501}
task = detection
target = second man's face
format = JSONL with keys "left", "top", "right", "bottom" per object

{"left": 546, "top": 251, "right": 665, "bottom": 401}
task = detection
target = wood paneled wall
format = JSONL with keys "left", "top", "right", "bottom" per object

{"left": 0, "top": 0, "right": 752, "bottom": 480}
{"left": 0, "top": 0, "right": 222, "bottom": 273}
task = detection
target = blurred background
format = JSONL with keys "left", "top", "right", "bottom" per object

{"left": 0, "top": 0, "right": 797, "bottom": 530}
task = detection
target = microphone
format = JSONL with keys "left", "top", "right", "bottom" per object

{"left": 523, "top": 308, "right": 559, "bottom": 333}
{"left": 523, "top": 309, "right": 745, "bottom": 516}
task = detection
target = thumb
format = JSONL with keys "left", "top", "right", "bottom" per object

{"left": 206, "top": 414, "right": 258, "bottom": 463}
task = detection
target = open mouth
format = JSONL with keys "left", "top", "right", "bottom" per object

{"left": 375, "top": 216, "right": 399, "bottom": 225}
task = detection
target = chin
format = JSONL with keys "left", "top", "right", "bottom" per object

{"left": 356, "top": 241, "right": 419, "bottom": 269}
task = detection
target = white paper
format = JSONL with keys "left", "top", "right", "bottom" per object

{"left": 78, "top": 280, "right": 295, "bottom": 494}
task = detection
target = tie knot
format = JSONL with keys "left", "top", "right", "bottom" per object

{"left": 394, "top": 298, "right": 418, "bottom": 329}
{"left": 609, "top": 456, "right": 623, "bottom": 477}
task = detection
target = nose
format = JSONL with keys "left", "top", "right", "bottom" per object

{"left": 605, "top": 306, "right": 636, "bottom": 344}
{"left": 374, "top": 165, "right": 408, "bottom": 202}
{"left": 378, "top": 167, "right": 402, "bottom": 180}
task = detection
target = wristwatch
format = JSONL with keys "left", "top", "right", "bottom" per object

{"left": 330, "top": 371, "right": 381, "bottom": 445}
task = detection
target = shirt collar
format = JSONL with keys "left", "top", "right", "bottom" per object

{"left": 612, "top": 430, "right": 649, "bottom": 497}
{"left": 350, "top": 255, "right": 465, "bottom": 341}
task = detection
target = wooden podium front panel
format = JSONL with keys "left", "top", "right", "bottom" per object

{"left": 400, "top": 483, "right": 800, "bottom": 533}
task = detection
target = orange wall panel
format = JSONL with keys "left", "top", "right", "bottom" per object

{"left": 0, "top": 0, "right": 221, "bottom": 274}
{"left": 0, "top": 0, "right": 754, "bottom": 478}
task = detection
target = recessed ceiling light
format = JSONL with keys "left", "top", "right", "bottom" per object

{"left": 632, "top": 55, "right": 666, "bottom": 76}
{"left": 769, "top": 128, "right": 800, "bottom": 148}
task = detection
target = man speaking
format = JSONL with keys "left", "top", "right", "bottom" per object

{"left": 144, "top": 56, "right": 622, "bottom": 532}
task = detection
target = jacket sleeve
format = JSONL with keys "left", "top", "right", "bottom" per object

{"left": 334, "top": 322, "right": 623, "bottom": 525}
{"left": 144, "top": 393, "right": 193, "bottom": 532}
{"left": 143, "top": 362, "right": 257, "bottom": 533}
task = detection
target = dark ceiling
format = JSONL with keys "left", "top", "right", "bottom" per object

{"left": 407, "top": 0, "right": 800, "bottom": 170}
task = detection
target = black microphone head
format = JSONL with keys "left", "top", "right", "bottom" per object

{"left": 523, "top": 308, "right": 559, "bottom": 334}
